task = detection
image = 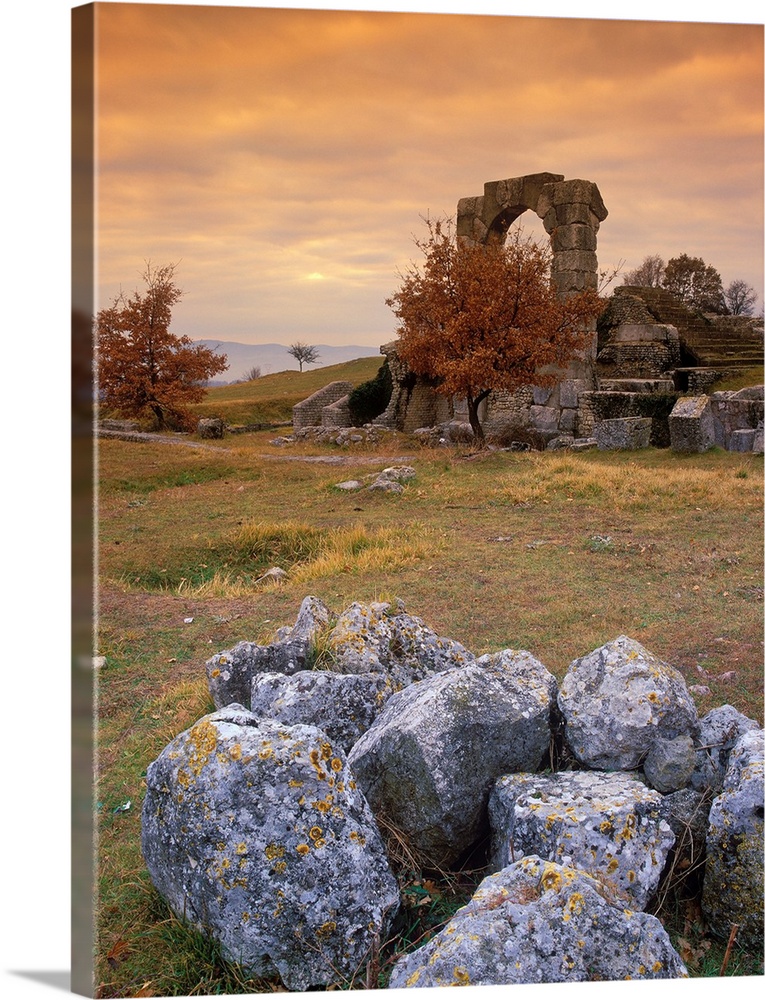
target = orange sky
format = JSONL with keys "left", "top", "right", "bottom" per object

{"left": 92, "top": 1, "right": 764, "bottom": 347}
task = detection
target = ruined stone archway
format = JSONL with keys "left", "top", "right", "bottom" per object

{"left": 378, "top": 172, "right": 610, "bottom": 440}
{"left": 456, "top": 171, "right": 608, "bottom": 300}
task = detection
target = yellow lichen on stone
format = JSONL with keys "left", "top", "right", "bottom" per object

{"left": 563, "top": 892, "right": 585, "bottom": 922}
{"left": 229, "top": 743, "right": 242, "bottom": 760}
{"left": 235, "top": 842, "right": 248, "bottom": 854}
{"left": 296, "top": 843, "right": 310, "bottom": 856}
{"left": 288, "top": 779, "right": 303, "bottom": 788}
{"left": 452, "top": 966, "right": 470, "bottom": 985}
{"left": 406, "top": 968, "right": 421, "bottom": 987}
{"left": 210, "top": 668, "right": 220, "bottom": 678}
{"left": 186, "top": 719, "right": 218, "bottom": 777}
{"left": 309, "top": 826, "right": 323, "bottom": 841}
{"left": 330, "top": 758, "right": 343, "bottom": 772}
{"left": 265, "top": 843, "right": 285, "bottom": 860}
{"left": 316, "top": 920, "right": 337, "bottom": 939}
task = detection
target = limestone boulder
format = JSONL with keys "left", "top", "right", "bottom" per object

{"left": 594, "top": 416, "right": 652, "bottom": 450}
{"left": 690, "top": 703, "right": 760, "bottom": 794}
{"left": 206, "top": 596, "right": 332, "bottom": 709}
{"left": 142, "top": 705, "right": 399, "bottom": 991}
{"left": 250, "top": 669, "right": 397, "bottom": 752}
{"left": 558, "top": 636, "right": 698, "bottom": 770}
{"left": 347, "top": 650, "right": 558, "bottom": 867}
{"left": 389, "top": 856, "right": 688, "bottom": 987}
{"left": 197, "top": 417, "right": 225, "bottom": 439}
{"left": 328, "top": 601, "right": 474, "bottom": 687}
{"left": 643, "top": 734, "right": 697, "bottom": 793}
{"left": 702, "top": 728, "right": 764, "bottom": 951}
{"left": 488, "top": 770, "right": 675, "bottom": 909}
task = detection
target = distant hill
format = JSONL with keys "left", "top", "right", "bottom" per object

{"left": 193, "top": 340, "right": 383, "bottom": 383}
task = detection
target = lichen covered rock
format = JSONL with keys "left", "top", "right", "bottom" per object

{"left": 348, "top": 650, "right": 557, "bottom": 867}
{"left": 250, "top": 669, "right": 396, "bottom": 752}
{"left": 489, "top": 770, "right": 675, "bottom": 909}
{"left": 389, "top": 856, "right": 688, "bottom": 987}
{"left": 206, "top": 596, "right": 332, "bottom": 709}
{"left": 702, "top": 728, "right": 764, "bottom": 952}
{"left": 690, "top": 703, "right": 760, "bottom": 795}
{"left": 643, "top": 734, "right": 696, "bottom": 793}
{"left": 141, "top": 704, "right": 399, "bottom": 990}
{"left": 558, "top": 636, "right": 698, "bottom": 770}
{"left": 328, "top": 601, "right": 474, "bottom": 686}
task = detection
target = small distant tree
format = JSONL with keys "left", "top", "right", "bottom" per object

{"left": 724, "top": 279, "right": 758, "bottom": 316}
{"left": 386, "top": 218, "right": 602, "bottom": 443}
{"left": 244, "top": 365, "right": 262, "bottom": 381}
{"left": 288, "top": 341, "right": 321, "bottom": 372}
{"left": 96, "top": 261, "right": 228, "bottom": 429}
{"left": 623, "top": 254, "right": 665, "bottom": 287}
{"left": 662, "top": 254, "right": 725, "bottom": 313}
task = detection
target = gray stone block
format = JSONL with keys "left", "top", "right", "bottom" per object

{"left": 529, "top": 404, "right": 559, "bottom": 432}
{"left": 594, "top": 417, "right": 652, "bottom": 450}
{"left": 729, "top": 428, "right": 756, "bottom": 452}
{"left": 559, "top": 378, "right": 586, "bottom": 409}
{"left": 669, "top": 396, "right": 715, "bottom": 453}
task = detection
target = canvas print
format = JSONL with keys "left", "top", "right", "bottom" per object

{"left": 72, "top": 1, "right": 764, "bottom": 996}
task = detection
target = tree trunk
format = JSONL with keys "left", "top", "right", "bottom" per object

{"left": 466, "top": 391, "right": 488, "bottom": 446}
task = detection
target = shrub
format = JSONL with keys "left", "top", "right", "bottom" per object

{"left": 348, "top": 361, "right": 394, "bottom": 425}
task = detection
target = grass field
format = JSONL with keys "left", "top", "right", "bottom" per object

{"left": 95, "top": 370, "right": 764, "bottom": 996}
{"left": 188, "top": 355, "right": 384, "bottom": 426}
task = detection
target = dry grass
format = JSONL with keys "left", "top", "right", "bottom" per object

{"left": 94, "top": 431, "right": 764, "bottom": 995}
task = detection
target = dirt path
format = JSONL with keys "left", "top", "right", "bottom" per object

{"left": 98, "top": 427, "right": 414, "bottom": 464}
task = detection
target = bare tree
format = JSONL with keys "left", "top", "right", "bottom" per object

{"left": 724, "top": 280, "right": 758, "bottom": 316}
{"left": 288, "top": 341, "right": 321, "bottom": 372}
{"left": 244, "top": 365, "right": 262, "bottom": 381}
{"left": 623, "top": 254, "right": 665, "bottom": 287}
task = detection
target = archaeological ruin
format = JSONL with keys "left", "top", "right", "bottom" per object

{"left": 293, "top": 172, "right": 763, "bottom": 453}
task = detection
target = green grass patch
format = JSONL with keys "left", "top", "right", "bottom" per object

{"left": 190, "top": 355, "right": 383, "bottom": 425}
{"left": 713, "top": 366, "right": 764, "bottom": 393}
{"left": 95, "top": 432, "right": 764, "bottom": 994}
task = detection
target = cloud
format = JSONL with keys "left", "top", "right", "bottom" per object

{"left": 93, "top": 5, "right": 764, "bottom": 344}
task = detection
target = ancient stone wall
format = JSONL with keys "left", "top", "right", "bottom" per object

{"left": 292, "top": 380, "right": 353, "bottom": 430}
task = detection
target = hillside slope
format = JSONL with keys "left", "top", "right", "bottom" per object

{"left": 191, "top": 355, "right": 385, "bottom": 425}
{"left": 194, "top": 339, "right": 382, "bottom": 382}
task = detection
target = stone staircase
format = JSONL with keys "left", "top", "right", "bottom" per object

{"left": 620, "top": 285, "right": 764, "bottom": 370}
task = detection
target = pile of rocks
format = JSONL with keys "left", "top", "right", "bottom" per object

{"left": 142, "top": 598, "right": 763, "bottom": 989}
{"left": 282, "top": 424, "right": 399, "bottom": 448}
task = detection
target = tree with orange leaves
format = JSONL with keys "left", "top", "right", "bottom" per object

{"left": 96, "top": 262, "right": 228, "bottom": 430}
{"left": 386, "top": 219, "right": 602, "bottom": 443}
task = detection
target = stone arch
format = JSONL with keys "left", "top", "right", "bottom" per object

{"left": 456, "top": 171, "right": 608, "bottom": 298}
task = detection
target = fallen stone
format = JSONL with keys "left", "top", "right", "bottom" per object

{"left": 207, "top": 596, "right": 332, "bottom": 709}
{"left": 690, "top": 703, "right": 760, "bottom": 795}
{"left": 367, "top": 479, "right": 403, "bottom": 494}
{"left": 255, "top": 566, "right": 287, "bottom": 584}
{"left": 669, "top": 396, "right": 715, "bottom": 453}
{"left": 250, "top": 669, "right": 397, "bottom": 752}
{"left": 570, "top": 437, "right": 598, "bottom": 451}
{"left": 388, "top": 856, "right": 688, "bottom": 987}
{"left": 334, "top": 480, "right": 362, "bottom": 491}
{"left": 702, "top": 728, "right": 764, "bottom": 952}
{"left": 142, "top": 705, "right": 400, "bottom": 990}
{"left": 488, "top": 770, "right": 675, "bottom": 909}
{"left": 594, "top": 417, "right": 652, "bottom": 450}
{"left": 643, "top": 734, "right": 697, "bottom": 793}
{"left": 558, "top": 636, "right": 698, "bottom": 770}
{"left": 348, "top": 650, "right": 558, "bottom": 867}
{"left": 197, "top": 417, "right": 225, "bottom": 439}
{"left": 328, "top": 601, "right": 474, "bottom": 687}
{"left": 728, "top": 428, "right": 756, "bottom": 452}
